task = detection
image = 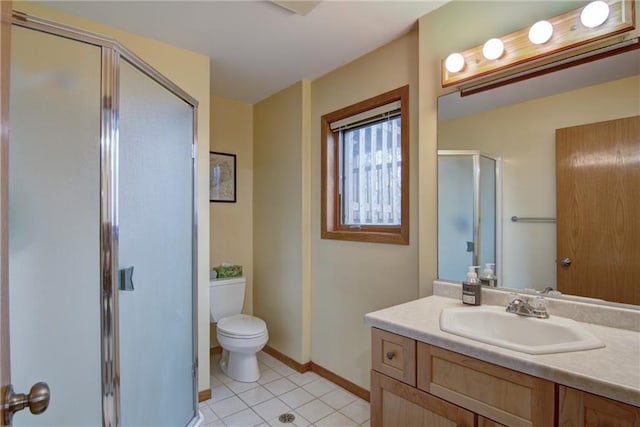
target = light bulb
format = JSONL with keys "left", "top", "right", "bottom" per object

{"left": 581, "top": 1, "right": 610, "bottom": 28}
{"left": 445, "top": 53, "right": 465, "bottom": 73}
{"left": 528, "top": 20, "right": 553, "bottom": 45}
{"left": 482, "top": 38, "right": 504, "bottom": 60}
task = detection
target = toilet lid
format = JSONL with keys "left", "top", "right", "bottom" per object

{"left": 217, "top": 314, "right": 267, "bottom": 338}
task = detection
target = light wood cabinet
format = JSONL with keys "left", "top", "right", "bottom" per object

{"left": 371, "top": 327, "right": 552, "bottom": 427}
{"left": 371, "top": 328, "right": 639, "bottom": 427}
{"left": 478, "top": 417, "right": 506, "bottom": 427}
{"left": 371, "top": 370, "right": 475, "bottom": 427}
{"left": 417, "top": 343, "right": 554, "bottom": 427}
{"left": 558, "top": 385, "right": 640, "bottom": 426}
{"left": 371, "top": 328, "right": 416, "bottom": 386}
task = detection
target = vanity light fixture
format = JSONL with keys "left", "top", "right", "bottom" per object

{"left": 482, "top": 38, "right": 505, "bottom": 60}
{"left": 445, "top": 53, "right": 465, "bottom": 73}
{"left": 441, "top": 0, "right": 635, "bottom": 88}
{"left": 581, "top": 1, "right": 610, "bottom": 28}
{"left": 528, "top": 20, "right": 554, "bottom": 45}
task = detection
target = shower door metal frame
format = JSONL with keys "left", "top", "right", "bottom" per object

{"left": 437, "top": 150, "right": 503, "bottom": 283}
{"left": 11, "top": 12, "right": 200, "bottom": 427}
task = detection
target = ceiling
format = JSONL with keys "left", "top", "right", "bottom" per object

{"left": 37, "top": 0, "right": 447, "bottom": 104}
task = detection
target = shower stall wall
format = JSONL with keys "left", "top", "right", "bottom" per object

{"left": 437, "top": 150, "right": 501, "bottom": 284}
{"left": 8, "top": 14, "right": 198, "bottom": 427}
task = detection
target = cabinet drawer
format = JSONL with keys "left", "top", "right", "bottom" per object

{"left": 371, "top": 370, "right": 475, "bottom": 427}
{"left": 371, "top": 328, "right": 416, "bottom": 386}
{"left": 417, "top": 343, "right": 554, "bottom": 427}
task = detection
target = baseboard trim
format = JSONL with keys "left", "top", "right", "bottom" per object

{"left": 261, "top": 346, "right": 369, "bottom": 402}
{"left": 210, "top": 346, "right": 222, "bottom": 355}
{"left": 263, "top": 345, "right": 312, "bottom": 373}
{"left": 310, "top": 362, "right": 370, "bottom": 402}
{"left": 198, "top": 389, "right": 211, "bottom": 402}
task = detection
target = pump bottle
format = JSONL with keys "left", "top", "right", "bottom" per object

{"left": 462, "top": 266, "right": 482, "bottom": 306}
{"left": 480, "top": 263, "right": 497, "bottom": 288}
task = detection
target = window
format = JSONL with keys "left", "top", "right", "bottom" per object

{"left": 321, "top": 86, "right": 409, "bottom": 244}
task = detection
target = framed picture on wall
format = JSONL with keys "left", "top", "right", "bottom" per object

{"left": 210, "top": 151, "right": 236, "bottom": 203}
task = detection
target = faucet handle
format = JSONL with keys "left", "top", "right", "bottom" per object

{"left": 533, "top": 296, "right": 549, "bottom": 318}
{"left": 533, "top": 296, "right": 546, "bottom": 310}
{"left": 508, "top": 292, "right": 520, "bottom": 304}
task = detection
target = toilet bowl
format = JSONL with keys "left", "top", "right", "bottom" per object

{"left": 216, "top": 314, "right": 268, "bottom": 382}
{"left": 209, "top": 277, "right": 269, "bottom": 382}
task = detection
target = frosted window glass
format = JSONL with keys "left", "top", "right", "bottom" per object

{"left": 438, "top": 156, "right": 475, "bottom": 282}
{"left": 118, "top": 60, "right": 195, "bottom": 427}
{"left": 9, "top": 26, "right": 102, "bottom": 426}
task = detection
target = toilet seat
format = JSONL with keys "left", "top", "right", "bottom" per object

{"left": 217, "top": 314, "right": 267, "bottom": 339}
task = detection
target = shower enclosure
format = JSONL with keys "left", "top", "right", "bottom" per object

{"left": 8, "top": 12, "right": 198, "bottom": 427}
{"left": 438, "top": 150, "right": 501, "bottom": 284}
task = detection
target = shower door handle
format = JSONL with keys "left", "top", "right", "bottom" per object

{"left": 119, "top": 266, "right": 135, "bottom": 291}
{"left": 2, "top": 382, "right": 50, "bottom": 425}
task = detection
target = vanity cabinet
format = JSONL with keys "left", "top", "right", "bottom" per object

{"left": 558, "top": 386, "right": 640, "bottom": 426}
{"left": 371, "top": 370, "right": 475, "bottom": 426}
{"left": 417, "top": 343, "right": 554, "bottom": 427}
{"left": 371, "top": 328, "right": 553, "bottom": 427}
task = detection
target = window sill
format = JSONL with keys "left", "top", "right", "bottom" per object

{"left": 321, "top": 229, "right": 409, "bottom": 245}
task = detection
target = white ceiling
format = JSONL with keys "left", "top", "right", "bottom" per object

{"left": 37, "top": 0, "right": 447, "bottom": 104}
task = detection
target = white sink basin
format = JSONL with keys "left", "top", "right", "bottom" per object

{"left": 440, "top": 305, "right": 605, "bottom": 355}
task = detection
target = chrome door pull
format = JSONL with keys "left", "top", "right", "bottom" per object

{"left": 3, "top": 382, "right": 50, "bottom": 425}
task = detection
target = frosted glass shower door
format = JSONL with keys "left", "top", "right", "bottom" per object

{"left": 9, "top": 26, "right": 102, "bottom": 426}
{"left": 478, "top": 156, "right": 496, "bottom": 272}
{"left": 438, "top": 155, "right": 475, "bottom": 282}
{"left": 118, "top": 60, "right": 196, "bottom": 426}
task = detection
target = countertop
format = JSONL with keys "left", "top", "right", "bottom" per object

{"left": 365, "top": 295, "right": 640, "bottom": 407}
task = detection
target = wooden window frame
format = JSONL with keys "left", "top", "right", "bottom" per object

{"left": 321, "top": 85, "right": 409, "bottom": 245}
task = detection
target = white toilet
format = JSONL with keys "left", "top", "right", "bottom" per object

{"left": 209, "top": 277, "right": 269, "bottom": 382}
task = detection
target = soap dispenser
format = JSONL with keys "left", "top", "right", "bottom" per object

{"left": 480, "top": 263, "right": 497, "bottom": 288}
{"left": 462, "top": 266, "right": 482, "bottom": 306}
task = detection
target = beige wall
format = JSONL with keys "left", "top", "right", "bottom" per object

{"left": 209, "top": 96, "right": 254, "bottom": 347}
{"left": 310, "top": 31, "right": 420, "bottom": 390}
{"left": 15, "top": 1, "right": 212, "bottom": 393}
{"left": 253, "top": 81, "right": 312, "bottom": 363}
{"left": 439, "top": 75, "right": 640, "bottom": 290}
{"left": 252, "top": 30, "right": 419, "bottom": 390}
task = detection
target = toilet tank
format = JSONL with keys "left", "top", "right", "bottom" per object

{"left": 209, "top": 277, "right": 246, "bottom": 322}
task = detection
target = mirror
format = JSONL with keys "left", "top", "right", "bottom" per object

{"left": 437, "top": 48, "right": 640, "bottom": 307}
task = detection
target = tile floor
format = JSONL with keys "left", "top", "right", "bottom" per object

{"left": 199, "top": 352, "right": 371, "bottom": 427}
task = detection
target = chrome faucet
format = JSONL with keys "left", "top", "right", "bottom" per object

{"left": 539, "top": 286, "right": 562, "bottom": 296}
{"left": 506, "top": 293, "right": 549, "bottom": 318}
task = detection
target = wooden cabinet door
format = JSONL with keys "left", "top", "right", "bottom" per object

{"left": 371, "top": 370, "right": 475, "bottom": 427}
{"left": 558, "top": 386, "right": 640, "bottom": 426}
{"left": 479, "top": 416, "right": 506, "bottom": 427}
